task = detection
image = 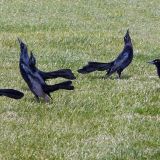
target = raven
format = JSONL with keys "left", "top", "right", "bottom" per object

{"left": 78, "top": 30, "right": 133, "bottom": 78}
{"left": 148, "top": 59, "right": 160, "bottom": 78}
{"left": 0, "top": 89, "right": 24, "bottom": 99}
{"left": 18, "top": 38, "right": 76, "bottom": 80}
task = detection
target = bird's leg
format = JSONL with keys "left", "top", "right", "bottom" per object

{"left": 106, "top": 69, "right": 111, "bottom": 78}
{"left": 117, "top": 70, "right": 122, "bottom": 79}
{"left": 35, "top": 95, "right": 40, "bottom": 103}
{"left": 44, "top": 94, "right": 50, "bottom": 103}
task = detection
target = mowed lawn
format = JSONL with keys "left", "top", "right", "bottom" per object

{"left": 0, "top": 0, "right": 160, "bottom": 159}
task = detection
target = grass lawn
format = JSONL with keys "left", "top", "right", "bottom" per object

{"left": 0, "top": 0, "right": 160, "bottom": 159}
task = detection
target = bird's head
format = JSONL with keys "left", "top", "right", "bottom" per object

{"left": 17, "top": 37, "right": 27, "bottom": 53}
{"left": 124, "top": 29, "right": 131, "bottom": 44}
{"left": 148, "top": 59, "right": 160, "bottom": 66}
{"left": 148, "top": 59, "right": 160, "bottom": 78}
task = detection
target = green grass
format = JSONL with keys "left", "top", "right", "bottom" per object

{"left": 0, "top": 0, "right": 160, "bottom": 159}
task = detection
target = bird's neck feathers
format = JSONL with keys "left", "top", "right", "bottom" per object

{"left": 123, "top": 42, "right": 133, "bottom": 53}
{"left": 20, "top": 50, "right": 29, "bottom": 64}
{"left": 125, "top": 39, "right": 132, "bottom": 47}
{"left": 29, "top": 65, "right": 37, "bottom": 72}
{"left": 155, "top": 64, "right": 160, "bottom": 78}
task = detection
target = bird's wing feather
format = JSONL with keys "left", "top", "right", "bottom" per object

{"left": 111, "top": 52, "right": 129, "bottom": 71}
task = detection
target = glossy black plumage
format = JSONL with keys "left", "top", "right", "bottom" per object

{"left": 0, "top": 89, "right": 24, "bottom": 99}
{"left": 78, "top": 30, "right": 133, "bottom": 78}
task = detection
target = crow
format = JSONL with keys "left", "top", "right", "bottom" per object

{"left": 18, "top": 38, "right": 76, "bottom": 80}
{"left": 0, "top": 89, "right": 24, "bottom": 99}
{"left": 78, "top": 29, "right": 133, "bottom": 78}
{"left": 20, "top": 56, "right": 74, "bottom": 102}
{"left": 148, "top": 59, "right": 160, "bottom": 78}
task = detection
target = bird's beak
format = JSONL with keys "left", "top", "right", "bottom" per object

{"left": 17, "top": 37, "right": 22, "bottom": 44}
{"left": 147, "top": 60, "right": 154, "bottom": 64}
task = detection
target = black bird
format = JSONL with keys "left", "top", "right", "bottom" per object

{"left": 18, "top": 38, "right": 76, "bottom": 80}
{"left": 78, "top": 30, "right": 133, "bottom": 78}
{"left": 20, "top": 55, "right": 74, "bottom": 102}
{"left": 0, "top": 89, "right": 24, "bottom": 99}
{"left": 148, "top": 59, "right": 160, "bottom": 78}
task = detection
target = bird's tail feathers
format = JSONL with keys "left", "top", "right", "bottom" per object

{"left": 78, "top": 61, "right": 114, "bottom": 74}
{"left": 43, "top": 81, "right": 74, "bottom": 93}
{"left": 88, "top": 61, "right": 114, "bottom": 71}
{"left": 39, "top": 69, "right": 76, "bottom": 80}
{"left": 0, "top": 89, "right": 24, "bottom": 99}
